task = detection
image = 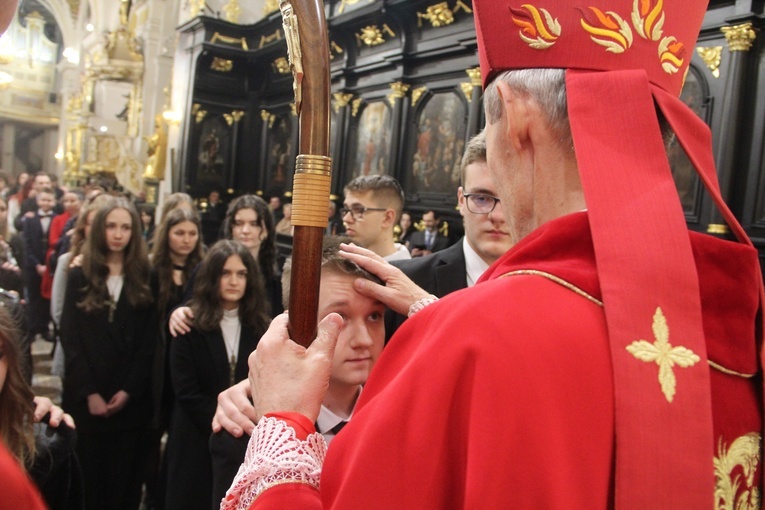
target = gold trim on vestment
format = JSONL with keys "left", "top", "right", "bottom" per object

{"left": 498, "top": 269, "right": 755, "bottom": 380}
{"left": 498, "top": 269, "right": 603, "bottom": 306}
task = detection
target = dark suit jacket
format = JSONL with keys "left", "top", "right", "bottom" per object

{"left": 408, "top": 229, "right": 450, "bottom": 253}
{"left": 60, "top": 268, "right": 158, "bottom": 434}
{"left": 22, "top": 212, "right": 54, "bottom": 272}
{"left": 386, "top": 238, "right": 468, "bottom": 341}
{"left": 15, "top": 198, "right": 63, "bottom": 232}
{"left": 165, "top": 323, "right": 263, "bottom": 510}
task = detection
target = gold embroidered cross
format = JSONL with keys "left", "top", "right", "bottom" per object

{"left": 626, "top": 307, "right": 700, "bottom": 403}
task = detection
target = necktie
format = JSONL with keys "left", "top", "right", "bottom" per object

{"left": 329, "top": 421, "right": 347, "bottom": 435}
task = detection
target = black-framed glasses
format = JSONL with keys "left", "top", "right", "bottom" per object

{"left": 463, "top": 193, "right": 500, "bottom": 214}
{"left": 340, "top": 205, "right": 387, "bottom": 220}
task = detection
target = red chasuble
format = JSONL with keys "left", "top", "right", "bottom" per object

{"left": 252, "top": 212, "right": 761, "bottom": 509}
{"left": 0, "top": 442, "right": 47, "bottom": 510}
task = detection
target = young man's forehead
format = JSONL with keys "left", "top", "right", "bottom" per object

{"left": 343, "top": 190, "right": 376, "bottom": 206}
{"left": 319, "top": 271, "right": 384, "bottom": 309}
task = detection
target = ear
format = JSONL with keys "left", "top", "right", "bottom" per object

{"left": 495, "top": 81, "right": 530, "bottom": 153}
{"left": 457, "top": 186, "right": 466, "bottom": 218}
{"left": 382, "top": 208, "right": 396, "bottom": 228}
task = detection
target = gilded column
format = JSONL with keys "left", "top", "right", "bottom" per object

{"left": 708, "top": 22, "right": 756, "bottom": 235}
{"left": 465, "top": 67, "right": 483, "bottom": 137}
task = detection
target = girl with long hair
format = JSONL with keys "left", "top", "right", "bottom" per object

{"left": 0, "top": 309, "right": 35, "bottom": 468}
{"left": 144, "top": 207, "right": 205, "bottom": 509}
{"left": 60, "top": 196, "right": 157, "bottom": 510}
{"left": 165, "top": 240, "right": 269, "bottom": 509}
{"left": 0, "top": 305, "right": 81, "bottom": 509}
{"left": 49, "top": 194, "right": 112, "bottom": 378}
{"left": 168, "top": 194, "right": 283, "bottom": 337}
{"left": 7, "top": 176, "right": 33, "bottom": 236}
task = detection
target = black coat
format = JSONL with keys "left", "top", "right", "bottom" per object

{"left": 386, "top": 238, "right": 468, "bottom": 341}
{"left": 165, "top": 323, "right": 262, "bottom": 510}
{"left": 60, "top": 268, "right": 158, "bottom": 434}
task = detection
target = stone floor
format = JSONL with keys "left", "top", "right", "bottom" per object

{"left": 30, "top": 336, "right": 62, "bottom": 404}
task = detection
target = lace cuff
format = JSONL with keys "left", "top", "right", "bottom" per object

{"left": 408, "top": 294, "right": 438, "bottom": 317}
{"left": 220, "top": 416, "right": 326, "bottom": 510}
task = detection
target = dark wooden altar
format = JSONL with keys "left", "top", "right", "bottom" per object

{"left": 174, "top": 0, "right": 765, "bottom": 263}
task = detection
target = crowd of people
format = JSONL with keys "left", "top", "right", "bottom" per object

{"left": 0, "top": 132, "right": 505, "bottom": 510}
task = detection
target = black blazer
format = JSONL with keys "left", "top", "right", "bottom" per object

{"left": 386, "top": 238, "right": 468, "bottom": 341}
{"left": 60, "top": 268, "right": 158, "bottom": 434}
{"left": 408, "top": 229, "right": 450, "bottom": 253}
{"left": 22, "top": 212, "right": 54, "bottom": 272}
{"left": 165, "top": 323, "right": 262, "bottom": 510}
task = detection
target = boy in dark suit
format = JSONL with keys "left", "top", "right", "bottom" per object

{"left": 22, "top": 186, "right": 57, "bottom": 340}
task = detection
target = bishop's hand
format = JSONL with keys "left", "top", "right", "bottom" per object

{"left": 249, "top": 312, "right": 342, "bottom": 423}
{"left": 339, "top": 242, "right": 432, "bottom": 315}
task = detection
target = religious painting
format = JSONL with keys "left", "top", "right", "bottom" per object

{"left": 196, "top": 115, "right": 231, "bottom": 190}
{"left": 348, "top": 101, "right": 392, "bottom": 178}
{"left": 409, "top": 91, "right": 467, "bottom": 195}
{"left": 668, "top": 66, "right": 705, "bottom": 217}
{"left": 264, "top": 112, "right": 295, "bottom": 193}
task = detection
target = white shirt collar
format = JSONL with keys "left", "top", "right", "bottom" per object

{"left": 383, "top": 243, "right": 412, "bottom": 262}
{"left": 316, "top": 386, "right": 362, "bottom": 446}
{"left": 462, "top": 238, "right": 490, "bottom": 288}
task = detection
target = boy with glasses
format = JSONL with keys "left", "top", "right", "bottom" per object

{"left": 340, "top": 175, "right": 410, "bottom": 262}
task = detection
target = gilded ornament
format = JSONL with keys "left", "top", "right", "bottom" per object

{"left": 189, "top": 0, "right": 206, "bottom": 18}
{"left": 211, "top": 32, "right": 249, "bottom": 50}
{"left": 696, "top": 46, "right": 723, "bottom": 78}
{"left": 223, "top": 0, "right": 241, "bottom": 24}
{"left": 510, "top": 5, "right": 561, "bottom": 50}
{"left": 260, "top": 109, "right": 270, "bottom": 121}
{"left": 459, "top": 82, "right": 473, "bottom": 103}
{"left": 351, "top": 98, "right": 363, "bottom": 117}
{"left": 195, "top": 109, "right": 208, "bottom": 124}
{"left": 273, "top": 57, "right": 291, "bottom": 74}
{"left": 357, "top": 25, "right": 396, "bottom": 47}
{"left": 714, "top": 433, "right": 761, "bottom": 510}
{"left": 721, "top": 23, "right": 756, "bottom": 52}
{"left": 417, "top": 3, "right": 454, "bottom": 28}
{"left": 280, "top": 2, "right": 305, "bottom": 115}
{"left": 626, "top": 307, "right": 700, "bottom": 403}
{"left": 259, "top": 30, "right": 283, "bottom": 49}
{"left": 290, "top": 103, "right": 298, "bottom": 116}
{"left": 263, "top": 0, "right": 280, "bottom": 15}
{"left": 338, "top": 0, "right": 374, "bottom": 15}
{"left": 192, "top": 103, "right": 201, "bottom": 115}
{"left": 66, "top": 0, "right": 79, "bottom": 17}
{"left": 268, "top": 115, "right": 276, "bottom": 129}
{"left": 143, "top": 115, "right": 167, "bottom": 180}
{"left": 454, "top": 0, "right": 471, "bottom": 14}
{"left": 211, "top": 57, "right": 234, "bottom": 72}
{"left": 466, "top": 67, "right": 482, "bottom": 87}
{"left": 387, "top": 82, "right": 410, "bottom": 107}
{"left": 330, "top": 41, "right": 344, "bottom": 56}
{"left": 332, "top": 92, "right": 353, "bottom": 113}
{"left": 707, "top": 224, "right": 730, "bottom": 235}
{"left": 411, "top": 86, "right": 428, "bottom": 107}
{"left": 223, "top": 110, "right": 245, "bottom": 125}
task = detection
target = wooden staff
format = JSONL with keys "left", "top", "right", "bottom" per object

{"left": 279, "top": 0, "right": 332, "bottom": 347}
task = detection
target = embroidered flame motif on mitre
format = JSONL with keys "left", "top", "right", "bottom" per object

{"left": 509, "top": 4, "right": 561, "bottom": 50}
{"left": 658, "top": 36, "right": 686, "bottom": 74}
{"left": 632, "top": 0, "right": 665, "bottom": 41}
{"left": 579, "top": 7, "right": 634, "bottom": 54}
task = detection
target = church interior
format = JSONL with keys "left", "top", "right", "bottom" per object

{"left": 0, "top": 0, "right": 764, "bottom": 264}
